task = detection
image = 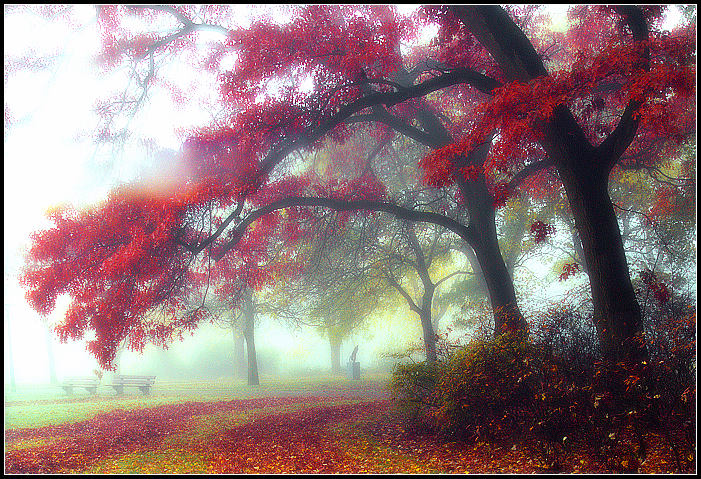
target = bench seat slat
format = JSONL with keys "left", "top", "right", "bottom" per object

{"left": 110, "top": 375, "right": 156, "bottom": 395}
{"left": 62, "top": 377, "right": 100, "bottom": 395}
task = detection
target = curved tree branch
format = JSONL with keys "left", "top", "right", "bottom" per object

{"left": 211, "top": 196, "right": 475, "bottom": 261}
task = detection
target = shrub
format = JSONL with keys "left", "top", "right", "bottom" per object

{"left": 390, "top": 360, "right": 441, "bottom": 431}
{"left": 435, "top": 333, "right": 538, "bottom": 439}
{"left": 435, "top": 333, "right": 586, "bottom": 467}
{"left": 390, "top": 305, "right": 696, "bottom": 472}
{"left": 530, "top": 306, "right": 599, "bottom": 383}
{"left": 391, "top": 331, "right": 585, "bottom": 466}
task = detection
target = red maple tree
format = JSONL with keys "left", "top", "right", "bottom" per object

{"left": 19, "top": 5, "right": 694, "bottom": 368}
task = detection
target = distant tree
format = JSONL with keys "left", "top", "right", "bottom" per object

{"left": 44, "top": 323, "right": 58, "bottom": 385}
{"left": 5, "top": 308, "right": 17, "bottom": 392}
{"left": 377, "top": 221, "right": 473, "bottom": 363}
{"left": 258, "top": 209, "right": 384, "bottom": 373}
{"left": 207, "top": 296, "right": 250, "bottom": 381}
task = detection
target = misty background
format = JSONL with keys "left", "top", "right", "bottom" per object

{"left": 4, "top": 5, "right": 687, "bottom": 386}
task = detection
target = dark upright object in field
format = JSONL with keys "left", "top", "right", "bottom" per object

{"left": 348, "top": 345, "right": 360, "bottom": 380}
{"left": 349, "top": 345, "right": 359, "bottom": 363}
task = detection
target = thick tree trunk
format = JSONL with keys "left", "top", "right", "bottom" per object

{"left": 330, "top": 337, "right": 342, "bottom": 374}
{"left": 449, "top": 4, "right": 649, "bottom": 363}
{"left": 242, "top": 289, "right": 260, "bottom": 386}
{"left": 457, "top": 173, "right": 527, "bottom": 336}
{"left": 414, "top": 107, "right": 527, "bottom": 337}
{"left": 558, "top": 162, "right": 647, "bottom": 363}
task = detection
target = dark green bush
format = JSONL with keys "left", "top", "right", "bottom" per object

{"left": 435, "top": 333, "right": 541, "bottom": 439}
{"left": 434, "top": 332, "right": 586, "bottom": 469}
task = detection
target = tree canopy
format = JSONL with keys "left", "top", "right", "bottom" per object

{"left": 19, "top": 5, "right": 695, "bottom": 369}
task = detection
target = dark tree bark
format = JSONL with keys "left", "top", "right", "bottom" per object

{"left": 414, "top": 106, "right": 527, "bottom": 336}
{"left": 556, "top": 153, "right": 646, "bottom": 362}
{"left": 358, "top": 66, "right": 527, "bottom": 338}
{"left": 419, "top": 308, "right": 438, "bottom": 362}
{"left": 408, "top": 226, "right": 440, "bottom": 362}
{"left": 450, "top": 5, "right": 649, "bottom": 362}
{"left": 457, "top": 171, "right": 527, "bottom": 335}
{"left": 241, "top": 288, "right": 259, "bottom": 386}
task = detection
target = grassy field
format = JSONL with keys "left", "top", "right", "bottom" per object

{"left": 4, "top": 373, "right": 390, "bottom": 429}
{"left": 4, "top": 375, "right": 694, "bottom": 474}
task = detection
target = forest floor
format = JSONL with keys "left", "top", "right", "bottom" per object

{"left": 4, "top": 376, "right": 695, "bottom": 474}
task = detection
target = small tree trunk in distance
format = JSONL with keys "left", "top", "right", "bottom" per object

{"left": 5, "top": 308, "right": 16, "bottom": 392}
{"left": 406, "top": 224, "right": 440, "bottom": 363}
{"left": 233, "top": 328, "right": 246, "bottom": 379}
{"left": 244, "top": 329, "right": 259, "bottom": 386}
{"left": 431, "top": 298, "right": 449, "bottom": 334}
{"left": 330, "top": 337, "right": 342, "bottom": 374}
{"left": 420, "top": 308, "right": 438, "bottom": 363}
{"left": 44, "top": 324, "right": 58, "bottom": 385}
{"left": 242, "top": 289, "right": 260, "bottom": 386}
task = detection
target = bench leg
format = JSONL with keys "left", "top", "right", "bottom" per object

{"left": 62, "top": 386, "right": 73, "bottom": 395}
{"left": 113, "top": 386, "right": 124, "bottom": 396}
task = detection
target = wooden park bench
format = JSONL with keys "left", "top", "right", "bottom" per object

{"left": 62, "top": 377, "right": 100, "bottom": 395}
{"left": 110, "top": 375, "right": 156, "bottom": 395}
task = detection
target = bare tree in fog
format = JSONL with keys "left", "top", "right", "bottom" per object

{"left": 377, "top": 220, "right": 472, "bottom": 363}
{"left": 260, "top": 211, "right": 386, "bottom": 373}
{"left": 205, "top": 287, "right": 261, "bottom": 386}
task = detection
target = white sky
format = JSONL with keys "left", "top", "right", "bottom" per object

{"left": 3, "top": 5, "right": 689, "bottom": 385}
{"left": 3, "top": 5, "right": 218, "bottom": 384}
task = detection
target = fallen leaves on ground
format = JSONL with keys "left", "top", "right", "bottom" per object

{"left": 4, "top": 392, "right": 694, "bottom": 474}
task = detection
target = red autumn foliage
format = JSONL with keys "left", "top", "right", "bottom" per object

{"left": 639, "top": 269, "right": 671, "bottom": 305}
{"left": 392, "top": 307, "right": 695, "bottom": 472}
{"left": 559, "top": 263, "right": 580, "bottom": 282}
{"left": 5, "top": 385, "right": 693, "bottom": 474}
{"left": 529, "top": 220, "right": 556, "bottom": 244}
{"left": 5, "top": 396, "right": 368, "bottom": 474}
{"left": 15, "top": 5, "right": 695, "bottom": 369}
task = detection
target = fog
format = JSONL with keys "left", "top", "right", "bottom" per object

{"left": 4, "top": 5, "right": 690, "bottom": 391}
{"left": 3, "top": 4, "right": 427, "bottom": 388}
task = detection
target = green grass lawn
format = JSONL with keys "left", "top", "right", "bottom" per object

{"left": 4, "top": 373, "right": 391, "bottom": 429}
{"left": 5, "top": 375, "right": 400, "bottom": 474}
